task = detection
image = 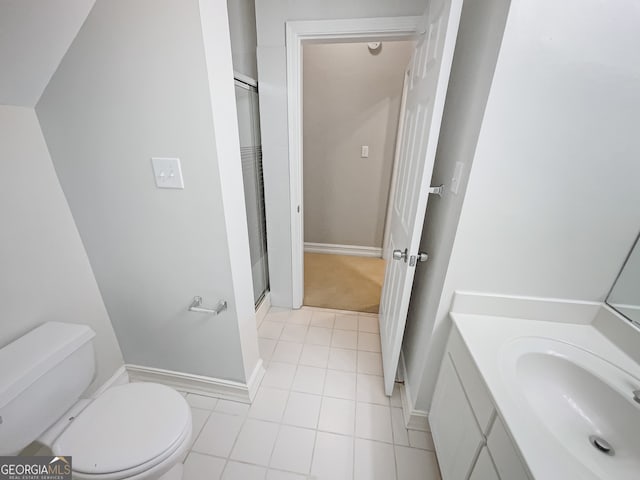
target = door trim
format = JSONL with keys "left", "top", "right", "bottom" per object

{"left": 285, "top": 16, "right": 422, "bottom": 308}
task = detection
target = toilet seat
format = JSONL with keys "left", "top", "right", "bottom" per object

{"left": 52, "top": 382, "right": 191, "bottom": 479}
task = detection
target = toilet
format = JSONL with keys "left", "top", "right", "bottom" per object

{"left": 0, "top": 322, "right": 192, "bottom": 480}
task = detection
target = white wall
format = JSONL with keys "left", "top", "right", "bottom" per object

{"left": 37, "top": 0, "right": 259, "bottom": 384}
{"left": 0, "top": 105, "right": 123, "bottom": 392}
{"left": 0, "top": 0, "right": 95, "bottom": 107}
{"left": 226, "top": 0, "right": 258, "bottom": 79}
{"left": 402, "top": 0, "right": 511, "bottom": 412}
{"left": 255, "top": 0, "right": 428, "bottom": 307}
{"left": 303, "top": 41, "right": 414, "bottom": 248}
{"left": 413, "top": 0, "right": 640, "bottom": 412}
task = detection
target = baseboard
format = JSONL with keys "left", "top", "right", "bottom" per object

{"left": 245, "top": 359, "right": 266, "bottom": 402}
{"left": 400, "top": 383, "right": 430, "bottom": 432}
{"left": 255, "top": 291, "right": 272, "bottom": 327}
{"left": 125, "top": 363, "right": 262, "bottom": 404}
{"left": 304, "top": 242, "right": 382, "bottom": 258}
{"left": 398, "top": 354, "right": 430, "bottom": 431}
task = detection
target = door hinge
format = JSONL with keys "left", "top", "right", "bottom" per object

{"left": 428, "top": 184, "right": 444, "bottom": 197}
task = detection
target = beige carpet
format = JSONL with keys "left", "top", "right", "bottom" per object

{"left": 303, "top": 253, "right": 386, "bottom": 313}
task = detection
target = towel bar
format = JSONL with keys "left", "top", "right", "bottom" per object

{"left": 188, "top": 296, "right": 227, "bottom": 315}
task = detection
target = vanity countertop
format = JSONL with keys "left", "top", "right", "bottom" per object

{"left": 451, "top": 312, "right": 640, "bottom": 480}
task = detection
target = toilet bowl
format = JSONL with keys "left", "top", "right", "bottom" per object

{"left": 0, "top": 322, "right": 192, "bottom": 480}
{"left": 52, "top": 383, "right": 192, "bottom": 480}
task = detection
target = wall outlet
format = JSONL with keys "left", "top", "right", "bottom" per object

{"left": 361, "top": 145, "right": 369, "bottom": 158}
{"left": 450, "top": 161, "right": 465, "bottom": 195}
{"left": 151, "top": 157, "right": 184, "bottom": 189}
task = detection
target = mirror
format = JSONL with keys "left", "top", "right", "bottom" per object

{"left": 607, "top": 233, "right": 640, "bottom": 326}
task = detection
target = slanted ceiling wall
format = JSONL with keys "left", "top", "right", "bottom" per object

{"left": 0, "top": 0, "right": 95, "bottom": 107}
{"left": 0, "top": 106, "right": 124, "bottom": 391}
{"left": 37, "top": 0, "right": 259, "bottom": 384}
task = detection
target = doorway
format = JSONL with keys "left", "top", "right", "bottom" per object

{"left": 301, "top": 40, "right": 414, "bottom": 313}
{"left": 285, "top": 5, "right": 463, "bottom": 394}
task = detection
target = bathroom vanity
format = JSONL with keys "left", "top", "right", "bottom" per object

{"left": 430, "top": 297, "right": 640, "bottom": 480}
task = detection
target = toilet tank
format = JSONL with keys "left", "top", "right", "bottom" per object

{"left": 0, "top": 322, "right": 96, "bottom": 455}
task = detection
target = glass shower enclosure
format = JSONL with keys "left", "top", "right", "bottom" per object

{"left": 234, "top": 77, "right": 269, "bottom": 306}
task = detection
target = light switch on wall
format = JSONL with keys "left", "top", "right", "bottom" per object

{"left": 151, "top": 157, "right": 184, "bottom": 189}
{"left": 361, "top": 145, "right": 369, "bottom": 158}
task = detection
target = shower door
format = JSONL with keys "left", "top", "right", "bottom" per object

{"left": 235, "top": 78, "right": 269, "bottom": 306}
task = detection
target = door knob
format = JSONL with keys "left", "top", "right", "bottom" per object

{"left": 392, "top": 248, "right": 408, "bottom": 262}
{"left": 417, "top": 251, "right": 429, "bottom": 262}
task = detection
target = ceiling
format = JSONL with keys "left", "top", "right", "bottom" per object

{"left": 0, "top": 0, "right": 95, "bottom": 107}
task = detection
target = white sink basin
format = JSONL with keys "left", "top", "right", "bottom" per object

{"left": 502, "top": 337, "right": 640, "bottom": 479}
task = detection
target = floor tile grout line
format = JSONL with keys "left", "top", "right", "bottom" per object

{"left": 194, "top": 409, "right": 405, "bottom": 448}
{"left": 213, "top": 456, "right": 306, "bottom": 478}
{"left": 308, "top": 428, "right": 320, "bottom": 477}
{"left": 255, "top": 384, "right": 393, "bottom": 408}
{"left": 265, "top": 352, "right": 311, "bottom": 475}
{"left": 220, "top": 398, "right": 255, "bottom": 474}
{"left": 260, "top": 326, "right": 381, "bottom": 351}
{"left": 189, "top": 420, "right": 424, "bottom": 463}
{"left": 188, "top": 407, "right": 213, "bottom": 444}
{"left": 389, "top": 383, "right": 401, "bottom": 480}
{"left": 183, "top": 407, "right": 214, "bottom": 465}
{"left": 352, "top": 342, "right": 360, "bottom": 480}
{"left": 298, "top": 327, "right": 326, "bottom": 478}
{"left": 186, "top": 413, "right": 430, "bottom": 474}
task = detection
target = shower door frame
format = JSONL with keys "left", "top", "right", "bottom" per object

{"left": 234, "top": 73, "right": 270, "bottom": 307}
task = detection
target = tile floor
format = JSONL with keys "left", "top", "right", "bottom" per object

{"left": 181, "top": 307, "right": 441, "bottom": 480}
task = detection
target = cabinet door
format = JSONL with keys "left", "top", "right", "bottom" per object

{"left": 487, "top": 415, "right": 531, "bottom": 480}
{"left": 430, "top": 354, "right": 484, "bottom": 480}
{"left": 469, "top": 447, "right": 499, "bottom": 480}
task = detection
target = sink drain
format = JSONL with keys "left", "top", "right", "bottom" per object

{"left": 589, "top": 435, "right": 614, "bottom": 456}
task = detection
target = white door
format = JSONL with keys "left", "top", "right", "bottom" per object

{"left": 379, "top": 0, "right": 463, "bottom": 395}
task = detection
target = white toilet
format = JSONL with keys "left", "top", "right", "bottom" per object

{"left": 0, "top": 321, "right": 192, "bottom": 480}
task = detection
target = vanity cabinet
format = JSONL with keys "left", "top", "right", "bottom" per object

{"left": 487, "top": 415, "right": 530, "bottom": 480}
{"left": 430, "top": 327, "right": 532, "bottom": 480}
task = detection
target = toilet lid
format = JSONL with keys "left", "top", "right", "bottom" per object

{"left": 53, "top": 382, "right": 190, "bottom": 475}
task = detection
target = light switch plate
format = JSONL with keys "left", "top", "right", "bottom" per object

{"left": 151, "top": 157, "right": 184, "bottom": 189}
{"left": 361, "top": 145, "right": 369, "bottom": 158}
